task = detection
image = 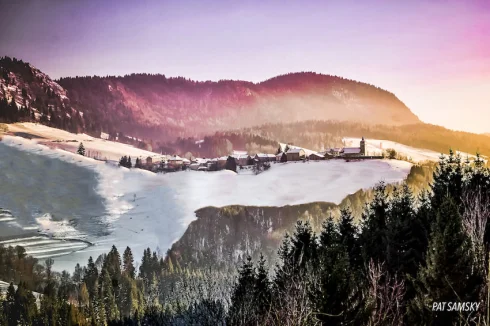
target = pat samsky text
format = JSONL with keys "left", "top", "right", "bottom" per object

{"left": 432, "top": 302, "right": 480, "bottom": 312}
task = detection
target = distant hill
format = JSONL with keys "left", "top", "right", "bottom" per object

{"left": 0, "top": 56, "right": 420, "bottom": 142}
{"left": 57, "top": 72, "right": 420, "bottom": 140}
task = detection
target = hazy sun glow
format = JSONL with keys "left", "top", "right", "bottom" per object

{"left": 1, "top": 0, "right": 489, "bottom": 133}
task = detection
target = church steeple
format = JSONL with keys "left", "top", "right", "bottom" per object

{"left": 360, "top": 137, "right": 366, "bottom": 156}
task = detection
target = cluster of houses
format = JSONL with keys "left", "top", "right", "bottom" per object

{"left": 130, "top": 138, "right": 370, "bottom": 173}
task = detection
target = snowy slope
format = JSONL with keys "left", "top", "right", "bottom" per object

{"left": 7, "top": 123, "right": 165, "bottom": 161}
{"left": 1, "top": 135, "right": 411, "bottom": 271}
{"left": 343, "top": 137, "right": 483, "bottom": 162}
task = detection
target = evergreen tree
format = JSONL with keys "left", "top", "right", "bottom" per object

{"left": 103, "top": 245, "right": 122, "bottom": 289}
{"left": 386, "top": 185, "right": 428, "bottom": 278}
{"left": 254, "top": 254, "right": 271, "bottom": 322}
{"left": 338, "top": 208, "right": 361, "bottom": 269}
{"left": 431, "top": 151, "right": 464, "bottom": 211}
{"left": 4, "top": 283, "right": 16, "bottom": 326}
{"left": 312, "top": 215, "right": 362, "bottom": 325}
{"left": 77, "top": 142, "right": 86, "bottom": 156}
{"left": 134, "top": 158, "right": 142, "bottom": 168}
{"left": 13, "top": 282, "right": 37, "bottom": 326}
{"left": 411, "top": 197, "right": 482, "bottom": 325}
{"left": 272, "top": 221, "right": 318, "bottom": 325}
{"left": 225, "top": 156, "right": 237, "bottom": 172}
{"left": 228, "top": 256, "right": 256, "bottom": 325}
{"left": 119, "top": 275, "right": 140, "bottom": 319}
{"left": 84, "top": 256, "right": 99, "bottom": 298}
{"left": 100, "top": 268, "right": 119, "bottom": 322}
{"left": 360, "top": 182, "right": 389, "bottom": 265}
{"left": 122, "top": 247, "right": 135, "bottom": 279}
{"left": 119, "top": 156, "right": 127, "bottom": 167}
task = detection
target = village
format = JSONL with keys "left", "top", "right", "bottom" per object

{"left": 118, "top": 137, "right": 384, "bottom": 173}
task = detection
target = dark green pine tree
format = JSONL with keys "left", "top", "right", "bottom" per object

{"left": 289, "top": 220, "right": 318, "bottom": 272}
{"left": 411, "top": 197, "right": 482, "bottom": 325}
{"left": 84, "top": 256, "right": 99, "bottom": 298}
{"left": 225, "top": 156, "right": 237, "bottom": 172}
{"left": 386, "top": 184, "right": 428, "bottom": 278}
{"left": 385, "top": 184, "right": 431, "bottom": 317}
{"left": 4, "top": 283, "right": 16, "bottom": 326}
{"left": 100, "top": 268, "right": 119, "bottom": 322}
{"left": 39, "top": 280, "right": 59, "bottom": 326}
{"left": 360, "top": 182, "right": 389, "bottom": 265}
{"left": 119, "top": 156, "right": 128, "bottom": 167}
{"left": 319, "top": 215, "right": 339, "bottom": 249}
{"left": 103, "top": 245, "right": 122, "bottom": 289}
{"left": 254, "top": 254, "right": 271, "bottom": 322}
{"left": 134, "top": 158, "right": 141, "bottom": 168}
{"left": 123, "top": 246, "right": 136, "bottom": 279}
{"left": 77, "top": 142, "right": 86, "bottom": 156}
{"left": 127, "top": 156, "right": 132, "bottom": 168}
{"left": 13, "top": 281, "right": 37, "bottom": 326}
{"left": 274, "top": 221, "right": 318, "bottom": 283}
{"left": 312, "top": 214, "right": 362, "bottom": 325}
{"left": 139, "top": 248, "right": 153, "bottom": 281}
{"left": 338, "top": 208, "right": 361, "bottom": 269}
{"left": 272, "top": 221, "right": 318, "bottom": 325}
{"left": 228, "top": 256, "right": 256, "bottom": 325}
{"left": 431, "top": 151, "right": 464, "bottom": 211}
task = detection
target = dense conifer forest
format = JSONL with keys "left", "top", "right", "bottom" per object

{"left": 1, "top": 152, "right": 489, "bottom": 325}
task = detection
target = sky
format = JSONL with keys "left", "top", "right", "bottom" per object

{"left": 1, "top": 0, "right": 489, "bottom": 133}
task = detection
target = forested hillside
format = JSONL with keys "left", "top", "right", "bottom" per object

{"left": 0, "top": 57, "right": 94, "bottom": 134}
{"left": 57, "top": 71, "right": 419, "bottom": 141}
{"left": 2, "top": 56, "right": 422, "bottom": 145}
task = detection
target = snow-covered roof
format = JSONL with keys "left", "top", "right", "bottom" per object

{"left": 287, "top": 148, "right": 304, "bottom": 154}
{"left": 237, "top": 154, "right": 250, "bottom": 159}
{"left": 343, "top": 147, "right": 361, "bottom": 154}
{"left": 233, "top": 150, "right": 247, "bottom": 156}
{"left": 255, "top": 153, "right": 269, "bottom": 158}
{"left": 195, "top": 158, "right": 209, "bottom": 164}
{"left": 169, "top": 155, "right": 183, "bottom": 161}
{"left": 309, "top": 153, "right": 325, "bottom": 158}
{"left": 276, "top": 152, "right": 285, "bottom": 157}
{"left": 218, "top": 156, "right": 229, "bottom": 161}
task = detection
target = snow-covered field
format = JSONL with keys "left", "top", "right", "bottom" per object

{"left": 0, "top": 134, "right": 412, "bottom": 271}
{"left": 343, "top": 137, "right": 482, "bottom": 162}
{"left": 5, "top": 122, "right": 162, "bottom": 161}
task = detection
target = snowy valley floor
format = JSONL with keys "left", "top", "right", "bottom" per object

{"left": 1, "top": 134, "right": 412, "bottom": 271}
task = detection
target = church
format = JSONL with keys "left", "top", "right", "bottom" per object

{"left": 341, "top": 137, "right": 366, "bottom": 157}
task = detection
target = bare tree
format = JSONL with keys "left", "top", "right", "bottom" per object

{"left": 268, "top": 272, "right": 319, "bottom": 326}
{"left": 462, "top": 189, "right": 490, "bottom": 323}
{"left": 366, "top": 260, "right": 405, "bottom": 326}
{"left": 462, "top": 188, "right": 490, "bottom": 253}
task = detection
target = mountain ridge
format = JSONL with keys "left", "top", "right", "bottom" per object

{"left": 57, "top": 71, "right": 420, "bottom": 139}
{"left": 1, "top": 56, "right": 420, "bottom": 142}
